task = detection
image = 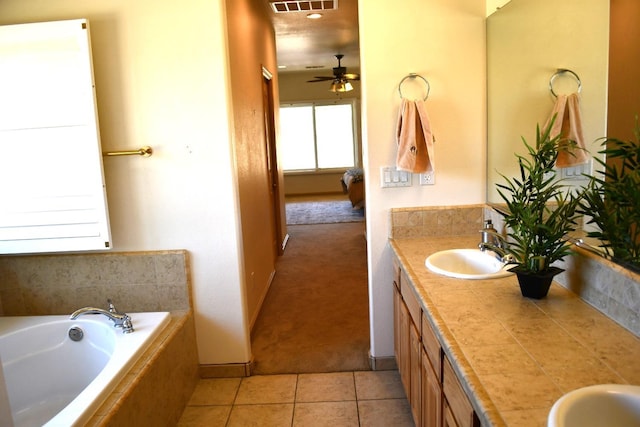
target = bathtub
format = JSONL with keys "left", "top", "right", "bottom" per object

{"left": 0, "top": 311, "right": 170, "bottom": 427}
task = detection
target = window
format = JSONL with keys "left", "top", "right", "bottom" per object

{"left": 279, "top": 101, "right": 356, "bottom": 171}
{"left": 0, "top": 19, "right": 111, "bottom": 254}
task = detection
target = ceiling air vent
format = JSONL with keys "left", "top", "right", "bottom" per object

{"left": 270, "top": 1, "right": 338, "bottom": 13}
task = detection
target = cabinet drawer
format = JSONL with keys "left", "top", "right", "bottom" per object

{"left": 443, "top": 356, "right": 478, "bottom": 427}
{"left": 421, "top": 313, "right": 442, "bottom": 381}
{"left": 400, "top": 269, "right": 422, "bottom": 329}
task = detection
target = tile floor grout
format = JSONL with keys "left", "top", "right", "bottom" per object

{"left": 178, "top": 370, "right": 415, "bottom": 426}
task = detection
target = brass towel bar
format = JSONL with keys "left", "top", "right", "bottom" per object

{"left": 103, "top": 146, "right": 153, "bottom": 157}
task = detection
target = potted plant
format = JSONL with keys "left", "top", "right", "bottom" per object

{"left": 578, "top": 120, "right": 640, "bottom": 272}
{"left": 495, "top": 120, "right": 583, "bottom": 298}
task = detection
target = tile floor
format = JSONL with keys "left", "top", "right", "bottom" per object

{"left": 178, "top": 370, "right": 415, "bottom": 426}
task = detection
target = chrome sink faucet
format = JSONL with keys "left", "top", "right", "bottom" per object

{"left": 478, "top": 220, "right": 514, "bottom": 263}
{"left": 70, "top": 299, "right": 134, "bottom": 333}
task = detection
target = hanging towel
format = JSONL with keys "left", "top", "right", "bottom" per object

{"left": 543, "top": 92, "right": 589, "bottom": 168}
{"left": 396, "top": 98, "right": 435, "bottom": 173}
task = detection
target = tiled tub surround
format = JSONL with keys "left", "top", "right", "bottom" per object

{"left": 390, "top": 234, "right": 640, "bottom": 426}
{"left": 0, "top": 250, "right": 199, "bottom": 425}
{"left": 0, "top": 250, "right": 192, "bottom": 315}
{"left": 88, "top": 310, "right": 199, "bottom": 426}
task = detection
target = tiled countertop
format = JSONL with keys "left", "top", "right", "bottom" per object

{"left": 390, "top": 235, "right": 640, "bottom": 427}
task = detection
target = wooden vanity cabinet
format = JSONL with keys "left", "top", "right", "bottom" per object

{"left": 393, "top": 259, "right": 479, "bottom": 427}
{"left": 443, "top": 357, "right": 480, "bottom": 427}
{"left": 394, "top": 266, "right": 423, "bottom": 424}
{"left": 421, "top": 305, "right": 443, "bottom": 427}
{"left": 421, "top": 339, "right": 442, "bottom": 427}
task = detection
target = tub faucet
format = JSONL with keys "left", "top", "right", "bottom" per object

{"left": 70, "top": 301, "right": 134, "bottom": 333}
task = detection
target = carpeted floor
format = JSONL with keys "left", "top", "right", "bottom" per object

{"left": 250, "top": 222, "right": 370, "bottom": 374}
{"left": 285, "top": 195, "right": 365, "bottom": 225}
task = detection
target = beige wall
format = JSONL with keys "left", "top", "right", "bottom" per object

{"left": 486, "top": 0, "right": 609, "bottom": 203}
{"left": 360, "top": 0, "right": 487, "bottom": 358}
{"left": 0, "top": 0, "right": 250, "bottom": 365}
{"left": 284, "top": 172, "right": 346, "bottom": 195}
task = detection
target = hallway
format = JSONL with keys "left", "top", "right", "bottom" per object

{"left": 250, "top": 220, "right": 370, "bottom": 374}
{"left": 177, "top": 201, "right": 415, "bottom": 425}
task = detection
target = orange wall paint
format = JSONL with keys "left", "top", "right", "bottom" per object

{"left": 225, "top": 0, "right": 283, "bottom": 330}
{"left": 608, "top": 0, "right": 640, "bottom": 141}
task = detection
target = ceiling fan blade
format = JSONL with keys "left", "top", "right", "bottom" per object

{"left": 306, "top": 77, "right": 334, "bottom": 82}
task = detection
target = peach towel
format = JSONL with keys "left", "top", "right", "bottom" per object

{"left": 396, "top": 98, "right": 435, "bottom": 173}
{"left": 543, "top": 93, "right": 589, "bottom": 167}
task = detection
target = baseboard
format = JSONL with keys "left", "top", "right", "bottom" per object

{"left": 369, "top": 354, "right": 397, "bottom": 371}
{"left": 281, "top": 233, "right": 290, "bottom": 251}
{"left": 199, "top": 362, "right": 252, "bottom": 378}
{"left": 249, "top": 269, "right": 276, "bottom": 332}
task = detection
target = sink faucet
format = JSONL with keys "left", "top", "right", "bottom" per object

{"left": 478, "top": 220, "right": 514, "bottom": 263}
{"left": 70, "top": 299, "right": 134, "bottom": 333}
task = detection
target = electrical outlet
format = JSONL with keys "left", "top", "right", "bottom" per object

{"left": 419, "top": 171, "right": 435, "bottom": 185}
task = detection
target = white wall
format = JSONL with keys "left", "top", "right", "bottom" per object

{"left": 0, "top": 0, "right": 251, "bottom": 365}
{"left": 359, "top": 0, "right": 487, "bottom": 358}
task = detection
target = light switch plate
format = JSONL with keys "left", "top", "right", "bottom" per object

{"left": 380, "top": 166, "right": 412, "bottom": 188}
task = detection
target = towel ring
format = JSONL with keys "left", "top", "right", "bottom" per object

{"left": 398, "top": 73, "right": 430, "bottom": 101}
{"left": 549, "top": 68, "right": 582, "bottom": 98}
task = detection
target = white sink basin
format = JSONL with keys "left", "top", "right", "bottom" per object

{"left": 425, "top": 248, "right": 513, "bottom": 280}
{"left": 548, "top": 384, "right": 640, "bottom": 427}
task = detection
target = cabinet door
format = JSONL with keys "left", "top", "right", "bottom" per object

{"left": 443, "top": 357, "right": 479, "bottom": 427}
{"left": 395, "top": 286, "right": 411, "bottom": 397}
{"left": 443, "top": 400, "right": 458, "bottom": 427}
{"left": 421, "top": 349, "right": 442, "bottom": 427}
{"left": 409, "top": 321, "right": 422, "bottom": 425}
{"left": 393, "top": 281, "right": 401, "bottom": 362}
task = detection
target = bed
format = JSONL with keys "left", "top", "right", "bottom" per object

{"left": 340, "top": 168, "right": 365, "bottom": 209}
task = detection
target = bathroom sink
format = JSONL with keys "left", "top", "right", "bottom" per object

{"left": 548, "top": 384, "right": 640, "bottom": 427}
{"left": 425, "top": 248, "right": 513, "bottom": 280}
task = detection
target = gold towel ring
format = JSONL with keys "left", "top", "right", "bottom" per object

{"left": 549, "top": 68, "right": 582, "bottom": 98}
{"left": 398, "top": 73, "right": 430, "bottom": 101}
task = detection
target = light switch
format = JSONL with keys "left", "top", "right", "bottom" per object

{"left": 380, "top": 166, "right": 412, "bottom": 188}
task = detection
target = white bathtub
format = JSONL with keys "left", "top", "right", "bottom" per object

{"left": 0, "top": 312, "right": 170, "bottom": 427}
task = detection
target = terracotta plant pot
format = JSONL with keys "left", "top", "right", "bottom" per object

{"left": 510, "top": 266, "right": 564, "bottom": 299}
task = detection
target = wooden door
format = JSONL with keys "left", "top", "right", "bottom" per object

{"left": 262, "top": 67, "right": 283, "bottom": 257}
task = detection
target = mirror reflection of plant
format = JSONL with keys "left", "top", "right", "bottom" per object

{"left": 579, "top": 120, "right": 640, "bottom": 270}
{"left": 496, "top": 118, "right": 583, "bottom": 274}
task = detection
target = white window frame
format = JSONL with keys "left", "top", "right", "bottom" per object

{"left": 0, "top": 19, "right": 111, "bottom": 254}
{"left": 279, "top": 99, "right": 359, "bottom": 174}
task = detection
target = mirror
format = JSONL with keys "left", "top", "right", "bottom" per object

{"left": 486, "top": 0, "right": 610, "bottom": 206}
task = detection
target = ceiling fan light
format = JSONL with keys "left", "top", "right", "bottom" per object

{"left": 329, "top": 80, "right": 353, "bottom": 93}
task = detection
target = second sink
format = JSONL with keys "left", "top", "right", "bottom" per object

{"left": 425, "top": 248, "right": 513, "bottom": 280}
{"left": 548, "top": 384, "right": 640, "bottom": 427}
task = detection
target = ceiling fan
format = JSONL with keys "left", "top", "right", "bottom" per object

{"left": 307, "top": 54, "right": 360, "bottom": 92}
